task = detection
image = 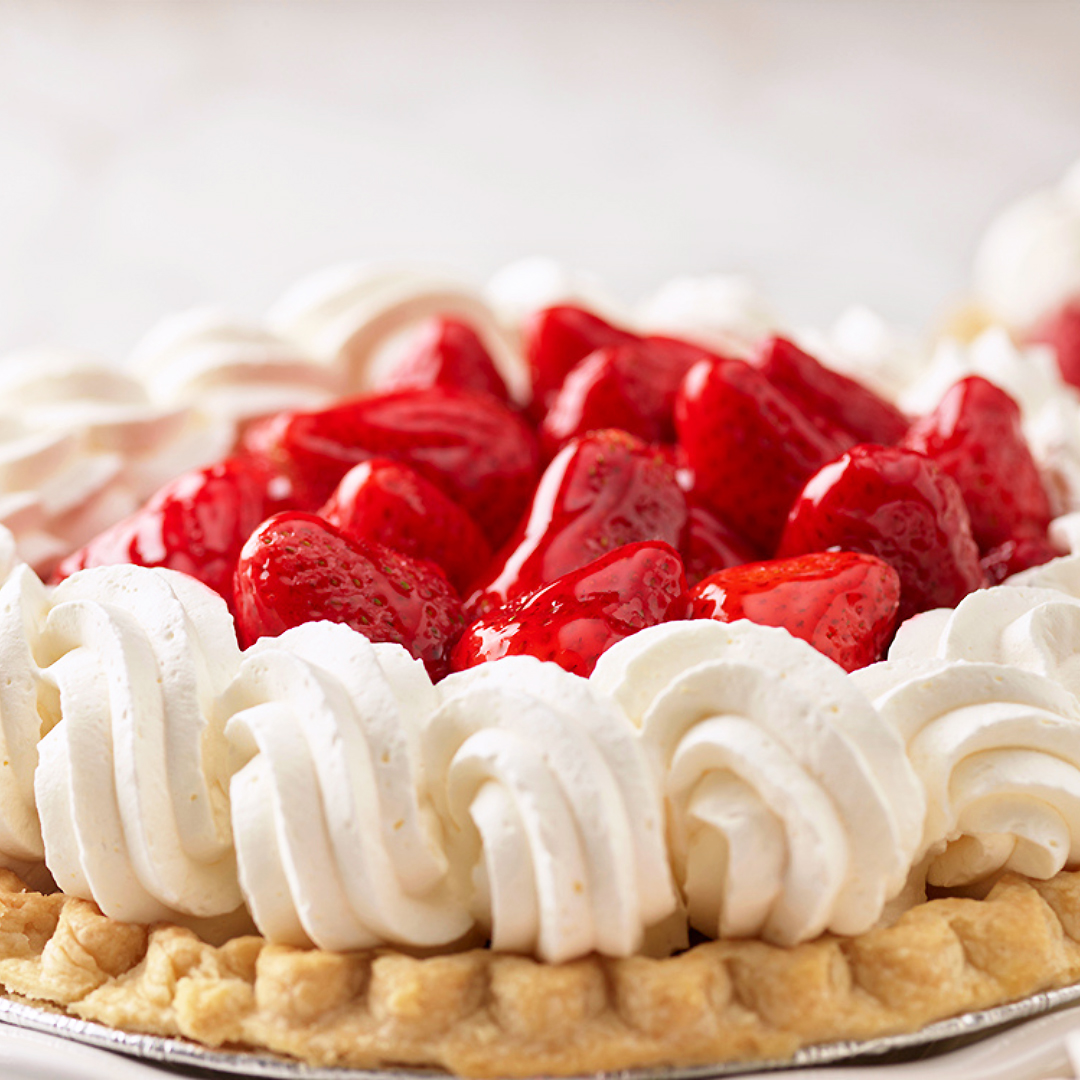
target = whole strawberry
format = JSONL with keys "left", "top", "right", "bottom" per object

{"left": 753, "top": 336, "right": 909, "bottom": 446}
{"left": 778, "top": 444, "right": 986, "bottom": 623}
{"left": 468, "top": 428, "right": 688, "bottom": 616}
{"left": 1028, "top": 298, "right": 1080, "bottom": 390}
{"left": 378, "top": 316, "right": 510, "bottom": 403}
{"left": 980, "top": 533, "right": 1062, "bottom": 585}
{"left": 675, "top": 356, "right": 849, "bottom": 553}
{"left": 55, "top": 456, "right": 286, "bottom": 601}
{"left": 901, "top": 375, "right": 1052, "bottom": 551}
{"left": 320, "top": 458, "right": 493, "bottom": 593}
{"left": 681, "top": 498, "right": 758, "bottom": 587}
{"left": 452, "top": 540, "right": 689, "bottom": 677}
{"left": 244, "top": 386, "right": 540, "bottom": 546}
{"left": 234, "top": 512, "right": 464, "bottom": 678}
{"left": 690, "top": 552, "right": 901, "bottom": 671}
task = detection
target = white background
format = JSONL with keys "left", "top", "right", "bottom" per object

{"left": 1, "top": 0, "right": 1079, "bottom": 362}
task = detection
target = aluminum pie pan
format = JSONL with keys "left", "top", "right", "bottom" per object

{"left": 5, "top": 983, "right": 1080, "bottom": 1080}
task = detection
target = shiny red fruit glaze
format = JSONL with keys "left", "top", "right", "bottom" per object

{"left": 522, "top": 304, "right": 636, "bottom": 415}
{"left": 690, "top": 552, "right": 901, "bottom": 672}
{"left": 902, "top": 375, "right": 1052, "bottom": 551}
{"left": 1028, "top": 298, "right": 1080, "bottom": 390}
{"left": 243, "top": 386, "right": 540, "bottom": 547}
{"left": 234, "top": 512, "right": 464, "bottom": 679}
{"left": 54, "top": 457, "right": 286, "bottom": 601}
{"left": 468, "top": 428, "right": 688, "bottom": 616}
{"left": 980, "top": 532, "right": 1062, "bottom": 585}
{"left": 379, "top": 316, "right": 510, "bottom": 403}
{"left": 320, "top": 458, "right": 493, "bottom": 593}
{"left": 681, "top": 499, "right": 759, "bottom": 587}
{"left": 675, "top": 357, "right": 849, "bottom": 553}
{"left": 452, "top": 540, "right": 689, "bottom": 677}
{"left": 753, "top": 336, "right": 909, "bottom": 446}
{"left": 778, "top": 444, "right": 986, "bottom": 623}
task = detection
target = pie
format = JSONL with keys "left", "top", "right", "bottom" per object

{"left": 2, "top": 168, "right": 1080, "bottom": 1076}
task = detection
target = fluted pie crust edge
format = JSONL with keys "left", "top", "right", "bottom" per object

{"left": 1, "top": 869, "right": 1080, "bottom": 1077}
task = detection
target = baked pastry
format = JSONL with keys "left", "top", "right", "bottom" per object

{"left": 3, "top": 241, "right": 1080, "bottom": 1076}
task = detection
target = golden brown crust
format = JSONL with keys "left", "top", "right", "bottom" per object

{"left": 1, "top": 869, "right": 1080, "bottom": 1076}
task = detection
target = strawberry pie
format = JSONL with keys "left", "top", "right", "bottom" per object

{"left": 2, "top": 233, "right": 1080, "bottom": 1076}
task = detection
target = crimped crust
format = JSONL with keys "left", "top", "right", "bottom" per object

{"left": 1, "top": 869, "right": 1079, "bottom": 1076}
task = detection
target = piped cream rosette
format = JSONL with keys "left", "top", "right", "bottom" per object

{"left": 428, "top": 657, "right": 679, "bottom": 964}
{"left": 592, "top": 620, "right": 924, "bottom": 946}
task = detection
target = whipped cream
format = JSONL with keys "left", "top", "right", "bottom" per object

{"left": 853, "top": 657, "right": 1080, "bottom": 887}
{"left": 637, "top": 274, "right": 780, "bottom": 358}
{"left": 974, "top": 160, "right": 1080, "bottom": 328}
{"left": 0, "top": 349, "right": 235, "bottom": 573}
{"left": 430, "top": 657, "right": 678, "bottom": 963}
{"left": 224, "top": 622, "right": 470, "bottom": 952}
{"left": 592, "top": 621, "right": 923, "bottom": 945}
{"left": 31, "top": 566, "right": 242, "bottom": 922}
{"left": 269, "top": 264, "right": 529, "bottom": 401}
{"left": 130, "top": 308, "right": 342, "bottom": 424}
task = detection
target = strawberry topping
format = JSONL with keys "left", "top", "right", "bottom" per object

{"left": 690, "top": 551, "right": 901, "bottom": 672}
{"left": 1028, "top": 298, "right": 1080, "bottom": 391}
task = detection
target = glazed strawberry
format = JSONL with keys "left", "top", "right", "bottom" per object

{"left": 469, "top": 428, "right": 688, "bottom": 615}
{"left": 452, "top": 540, "right": 689, "bottom": 677}
{"left": 753, "top": 336, "right": 909, "bottom": 446}
{"left": 234, "top": 512, "right": 464, "bottom": 678}
{"left": 379, "top": 316, "right": 510, "bottom": 403}
{"left": 902, "top": 375, "right": 1052, "bottom": 551}
{"left": 245, "top": 386, "right": 540, "bottom": 547}
{"left": 539, "top": 338, "right": 713, "bottom": 456}
{"left": 681, "top": 499, "right": 759, "bottom": 587}
{"left": 55, "top": 456, "right": 285, "bottom": 600}
{"left": 675, "top": 357, "right": 848, "bottom": 553}
{"left": 690, "top": 552, "right": 901, "bottom": 672}
{"left": 1028, "top": 299, "right": 1080, "bottom": 390}
{"left": 320, "top": 458, "right": 493, "bottom": 593}
{"left": 522, "top": 304, "right": 636, "bottom": 414}
{"left": 980, "top": 532, "right": 1062, "bottom": 585}
{"left": 777, "top": 444, "right": 986, "bottom": 622}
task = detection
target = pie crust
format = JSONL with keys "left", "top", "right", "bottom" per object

{"left": 1, "top": 867, "right": 1080, "bottom": 1076}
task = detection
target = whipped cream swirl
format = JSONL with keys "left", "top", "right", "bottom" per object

{"left": 853, "top": 657, "right": 1080, "bottom": 888}
{"left": 429, "top": 657, "right": 678, "bottom": 963}
{"left": 33, "top": 566, "right": 242, "bottom": 922}
{"left": 224, "top": 622, "right": 470, "bottom": 952}
{"left": 592, "top": 621, "right": 923, "bottom": 945}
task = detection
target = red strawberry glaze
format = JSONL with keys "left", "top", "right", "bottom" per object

{"left": 778, "top": 444, "right": 986, "bottom": 623}
{"left": 453, "top": 540, "right": 690, "bottom": 677}
{"left": 244, "top": 386, "right": 540, "bottom": 547}
{"left": 682, "top": 499, "right": 759, "bottom": 587}
{"left": 1028, "top": 298, "right": 1080, "bottom": 391}
{"left": 54, "top": 456, "right": 288, "bottom": 602}
{"left": 320, "top": 459, "right": 493, "bottom": 593}
{"left": 234, "top": 512, "right": 465, "bottom": 679}
{"left": 675, "top": 356, "right": 849, "bottom": 554}
{"left": 690, "top": 552, "right": 901, "bottom": 672}
{"left": 468, "top": 428, "right": 688, "bottom": 617}
{"left": 379, "top": 316, "right": 510, "bottom": 403}
{"left": 753, "top": 336, "right": 909, "bottom": 446}
{"left": 901, "top": 375, "right": 1052, "bottom": 551}
{"left": 980, "top": 533, "right": 1062, "bottom": 585}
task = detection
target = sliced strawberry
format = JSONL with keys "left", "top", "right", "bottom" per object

{"left": 468, "top": 428, "right": 688, "bottom": 616}
{"left": 522, "top": 304, "right": 636, "bottom": 415}
{"left": 54, "top": 456, "right": 286, "bottom": 601}
{"left": 675, "top": 357, "right": 849, "bottom": 553}
{"left": 681, "top": 499, "right": 759, "bottom": 587}
{"left": 244, "top": 387, "right": 540, "bottom": 547}
{"left": 234, "top": 512, "right": 464, "bottom": 678}
{"left": 778, "top": 444, "right": 986, "bottom": 623}
{"left": 1028, "top": 298, "right": 1080, "bottom": 390}
{"left": 690, "top": 552, "right": 901, "bottom": 672}
{"left": 452, "top": 540, "right": 689, "bottom": 677}
{"left": 980, "top": 532, "right": 1062, "bottom": 585}
{"left": 320, "top": 458, "right": 493, "bottom": 593}
{"left": 379, "top": 316, "right": 510, "bottom": 403}
{"left": 901, "top": 375, "right": 1052, "bottom": 551}
{"left": 753, "top": 336, "right": 909, "bottom": 446}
